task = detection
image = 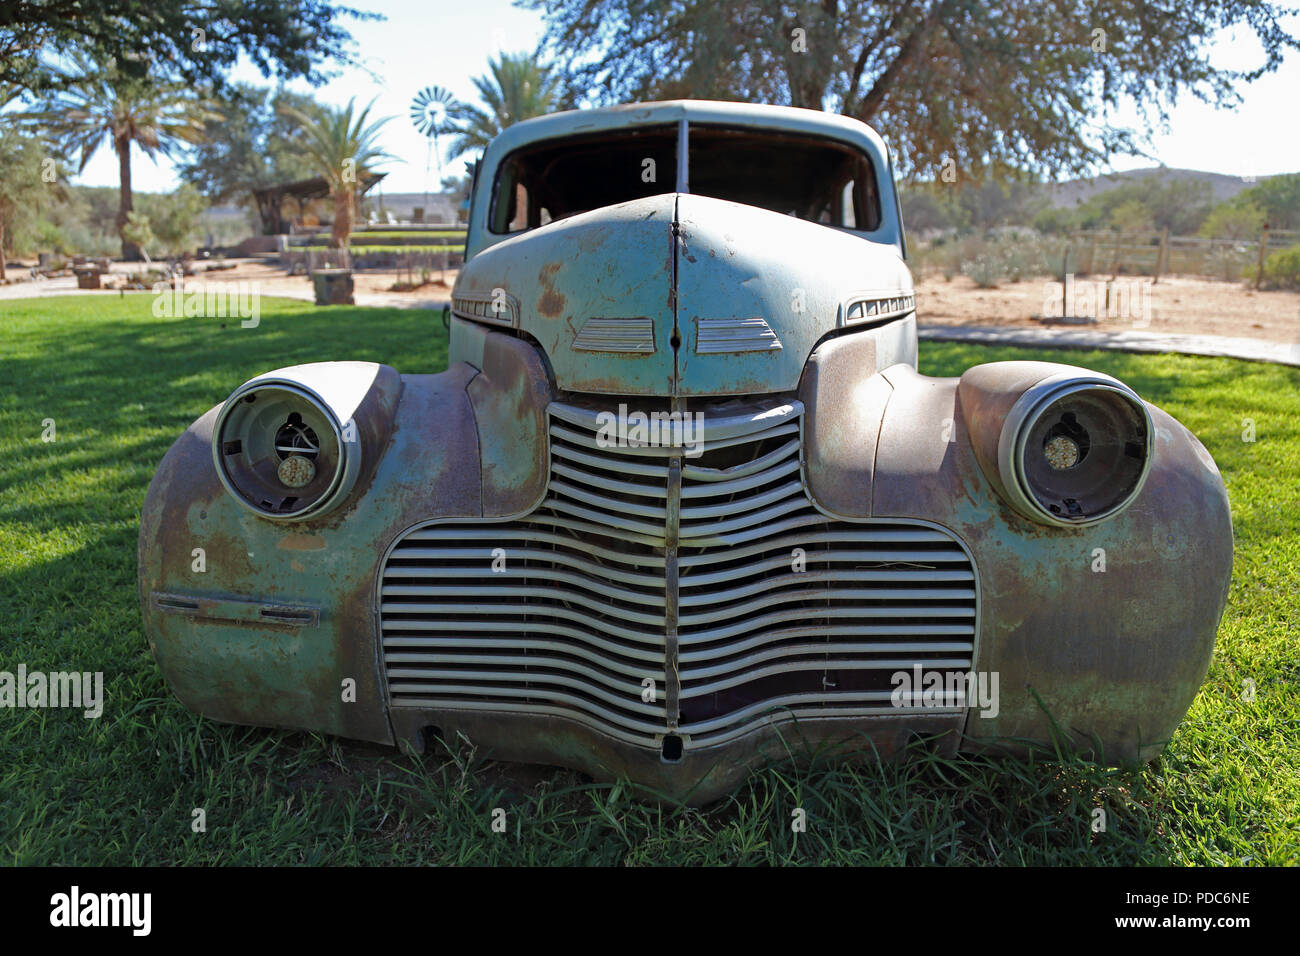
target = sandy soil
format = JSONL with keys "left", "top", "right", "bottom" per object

{"left": 915, "top": 273, "right": 1300, "bottom": 344}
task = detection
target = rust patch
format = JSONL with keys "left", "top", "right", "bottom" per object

{"left": 278, "top": 533, "right": 327, "bottom": 552}
{"left": 537, "top": 261, "right": 566, "bottom": 318}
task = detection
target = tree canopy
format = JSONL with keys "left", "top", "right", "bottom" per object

{"left": 523, "top": 0, "right": 1300, "bottom": 178}
{"left": 0, "top": 0, "right": 379, "bottom": 93}
{"left": 25, "top": 54, "right": 220, "bottom": 258}
{"left": 447, "top": 52, "right": 562, "bottom": 160}
{"left": 1236, "top": 173, "right": 1300, "bottom": 230}
{"left": 278, "top": 97, "right": 394, "bottom": 248}
{"left": 178, "top": 84, "right": 323, "bottom": 205}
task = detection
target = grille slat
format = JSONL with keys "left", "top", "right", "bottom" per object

{"left": 385, "top": 547, "right": 664, "bottom": 588}
{"left": 681, "top": 439, "right": 801, "bottom": 484}
{"left": 678, "top": 588, "right": 977, "bottom": 627}
{"left": 550, "top": 441, "right": 668, "bottom": 479}
{"left": 379, "top": 396, "right": 978, "bottom": 752}
{"left": 549, "top": 478, "right": 668, "bottom": 520}
{"left": 551, "top": 461, "right": 669, "bottom": 499}
{"left": 680, "top": 563, "right": 973, "bottom": 592}
{"left": 384, "top": 629, "right": 664, "bottom": 664}
{"left": 681, "top": 658, "right": 976, "bottom": 700}
{"left": 389, "top": 667, "right": 665, "bottom": 715}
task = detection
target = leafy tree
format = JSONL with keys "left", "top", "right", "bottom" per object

{"left": 1200, "top": 199, "right": 1266, "bottom": 239}
{"left": 0, "top": 119, "right": 63, "bottom": 279}
{"left": 899, "top": 185, "right": 969, "bottom": 234}
{"left": 0, "top": 0, "right": 378, "bottom": 94}
{"left": 1068, "top": 175, "right": 1214, "bottom": 235}
{"left": 524, "top": 0, "right": 1300, "bottom": 178}
{"left": 140, "top": 184, "right": 209, "bottom": 258}
{"left": 1237, "top": 174, "right": 1300, "bottom": 230}
{"left": 1109, "top": 199, "right": 1155, "bottom": 234}
{"left": 178, "top": 84, "right": 322, "bottom": 205}
{"left": 279, "top": 98, "right": 394, "bottom": 249}
{"left": 1031, "top": 204, "right": 1083, "bottom": 236}
{"left": 28, "top": 55, "right": 219, "bottom": 259}
{"left": 121, "top": 211, "right": 156, "bottom": 262}
{"left": 446, "top": 52, "right": 561, "bottom": 160}
{"left": 901, "top": 175, "right": 1048, "bottom": 235}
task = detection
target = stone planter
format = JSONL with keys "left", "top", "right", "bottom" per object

{"left": 311, "top": 268, "right": 355, "bottom": 306}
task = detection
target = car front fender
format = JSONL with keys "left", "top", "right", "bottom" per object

{"left": 800, "top": 346, "right": 1233, "bottom": 761}
{"left": 139, "top": 333, "right": 552, "bottom": 744}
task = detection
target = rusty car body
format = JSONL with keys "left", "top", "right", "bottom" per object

{"left": 140, "top": 101, "right": 1233, "bottom": 803}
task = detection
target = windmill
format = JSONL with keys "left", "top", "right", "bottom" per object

{"left": 409, "top": 85, "right": 459, "bottom": 217}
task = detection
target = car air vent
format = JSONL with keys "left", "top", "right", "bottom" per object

{"left": 572, "top": 317, "right": 657, "bottom": 353}
{"left": 694, "top": 317, "right": 782, "bottom": 354}
{"left": 844, "top": 293, "right": 916, "bottom": 324}
{"left": 379, "top": 398, "right": 978, "bottom": 753}
{"left": 451, "top": 292, "right": 518, "bottom": 326}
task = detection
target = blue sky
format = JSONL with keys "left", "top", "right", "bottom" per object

{"left": 71, "top": 0, "right": 1300, "bottom": 195}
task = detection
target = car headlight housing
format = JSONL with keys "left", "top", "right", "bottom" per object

{"left": 996, "top": 374, "right": 1152, "bottom": 527}
{"left": 212, "top": 379, "right": 361, "bottom": 521}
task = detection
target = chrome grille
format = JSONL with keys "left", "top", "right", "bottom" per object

{"left": 379, "top": 397, "right": 978, "bottom": 752}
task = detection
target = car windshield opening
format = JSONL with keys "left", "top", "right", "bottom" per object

{"left": 489, "top": 122, "right": 881, "bottom": 234}
{"left": 687, "top": 125, "right": 880, "bottom": 230}
{"left": 490, "top": 124, "right": 678, "bottom": 233}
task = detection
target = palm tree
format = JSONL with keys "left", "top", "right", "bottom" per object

{"left": 31, "top": 55, "right": 218, "bottom": 260}
{"left": 279, "top": 98, "right": 394, "bottom": 251}
{"left": 447, "top": 52, "right": 560, "bottom": 160}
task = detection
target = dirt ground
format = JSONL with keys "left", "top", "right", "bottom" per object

{"left": 5, "top": 258, "right": 1297, "bottom": 345}
{"left": 0, "top": 259, "right": 461, "bottom": 311}
{"left": 915, "top": 273, "right": 1300, "bottom": 343}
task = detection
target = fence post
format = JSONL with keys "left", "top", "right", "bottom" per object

{"left": 1254, "top": 225, "right": 1269, "bottom": 290}
{"left": 1154, "top": 227, "right": 1168, "bottom": 284}
{"left": 1087, "top": 232, "right": 1097, "bottom": 274}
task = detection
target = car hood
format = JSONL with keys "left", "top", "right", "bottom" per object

{"left": 451, "top": 192, "right": 914, "bottom": 397}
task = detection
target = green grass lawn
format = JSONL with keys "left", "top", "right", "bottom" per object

{"left": 1, "top": 294, "right": 1296, "bottom": 865}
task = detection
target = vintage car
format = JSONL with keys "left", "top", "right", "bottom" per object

{"left": 139, "top": 100, "right": 1233, "bottom": 803}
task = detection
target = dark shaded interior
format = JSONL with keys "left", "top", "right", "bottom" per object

{"left": 688, "top": 126, "right": 879, "bottom": 228}
{"left": 491, "top": 124, "right": 678, "bottom": 232}
{"left": 491, "top": 123, "right": 880, "bottom": 233}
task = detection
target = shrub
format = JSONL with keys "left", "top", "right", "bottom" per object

{"left": 1249, "top": 244, "right": 1300, "bottom": 290}
{"left": 962, "top": 252, "right": 1005, "bottom": 288}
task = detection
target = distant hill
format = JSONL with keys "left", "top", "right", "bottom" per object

{"left": 1044, "top": 167, "right": 1282, "bottom": 208}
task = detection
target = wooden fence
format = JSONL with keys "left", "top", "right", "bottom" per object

{"left": 1066, "top": 227, "right": 1300, "bottom": 285}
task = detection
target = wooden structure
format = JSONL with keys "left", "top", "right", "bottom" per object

{"left": 251, "top": 172, "right": 387, "bottom": 235}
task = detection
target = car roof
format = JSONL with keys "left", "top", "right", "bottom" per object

{"left": 485, "top": 99, "right": 893, "bottom": 165}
